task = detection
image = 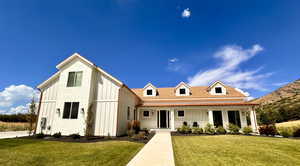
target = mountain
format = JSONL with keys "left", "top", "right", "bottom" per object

{"left": 253, "top": 79, "right": 300, "bottom": 124}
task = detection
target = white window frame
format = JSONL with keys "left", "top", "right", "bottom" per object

{"left": 67, "top": 71, "right": 83, "bottom": 87}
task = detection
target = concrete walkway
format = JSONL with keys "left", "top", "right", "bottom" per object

{"left": 127, "top": 130, "right": 175, "bottom": 166}
{"left": 0, "top": 131, "right": 29, "bottom": 139}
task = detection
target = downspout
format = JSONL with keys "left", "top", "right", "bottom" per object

{"left": 34, "top": 89, "right": 43, "bottom": 134}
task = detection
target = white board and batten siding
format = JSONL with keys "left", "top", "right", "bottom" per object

{"left": 93, "top": 71, "right": 121, "bottom": 137}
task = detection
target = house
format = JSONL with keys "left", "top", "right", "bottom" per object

{"left": 36, "top": 53, "right": 258, "bottom": 136}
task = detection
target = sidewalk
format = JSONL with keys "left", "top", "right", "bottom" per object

{"left": 0, "top": 131, "right": 29, "bottom": 139}
{"left": 127, "top": 130, "right": 175, "bottom": 166}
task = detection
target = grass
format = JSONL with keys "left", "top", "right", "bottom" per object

{"left": 0, "top": 138, "right": 143, "bottom": 166}
{"left": 0, "top": 121, "right": 31, "bottom": 131}
{"left": 172, "top": 135, "right": 300, "bottom": 166}
{"left": 276, "top": 120, "right": 300, "bottom": 128}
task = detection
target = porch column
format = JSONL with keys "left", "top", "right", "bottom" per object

{"left": 170, "top": 109, "right": 175, "bottom": 131}
{"left": 222, "top": 111, "right": 229, "bottom": 129}
{"left": 208, "top": 110, "right": 214, "bottom": 125}
{"left": 240, "top": 111, "right": 248, "bottom": 129}
{"left": 250, "top": 108, "right": 258, "bottom": 132}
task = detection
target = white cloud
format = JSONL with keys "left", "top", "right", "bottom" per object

{"left": 169, "top": 58, "right": 179, "bottom": 63}
{"left": 167, "top": 58, "right": 185, "bottom": 72}
{"left": 182, "top": 8, "right": 191, "bottom": 18}
{"left": 0, "top": 85, "right": 39, "bottom": 107}
{"left": 272, "top": 82, "right": 289, "bottom": 87}
{"left": 188, "top": 44, "right": 272, "bottom": 91}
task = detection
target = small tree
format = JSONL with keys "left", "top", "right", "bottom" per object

{"left": 85, "top": 103, "right": 94, "bottom": 138}
{"left": 27, "top": 97, "right": 36, "bottom": 136}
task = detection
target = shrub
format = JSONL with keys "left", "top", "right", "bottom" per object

{"left": 132, "top": 131, "right": 147, "bottom": 140}
{"left": 192, "top": 122, "right": 198, "bottom": 127}
{"left": 242, "top": 126, "right": 253, "bottom": 135}
{"left": 52, "top": 132, "right": 62, "bottom": 138}
{"left": 181, "top": 125, "right": 191, "bottom": 134}
{"left": 191, "top": 127, "right": 203, "bottom": 134}
{"left": 69, "top": 133, "right": 80, "bottom": 139}
{"left": 204, "top": 123, "right": 215, "bottom": 135}
{"left": 259, "top": 125, "right": 277, "bottom": 136}
{"left": 278, "top": 127, "right": 293, "bottom": 138}
{"left": 35, "top": 132, "right": 45, "bottom": 139}
{"left": 183, "top": 121, "right": 188, "bottom": 126}
{"left": 293, "top": 128, "right": 300, "bottom": 137}
{"left": 216, "top": 126, "right": 226, "bottom": 134}
{"left": 127, "top": 122, "right": 132, "bottom": 131}
{"left": 132, "top": 120, "right": 141, "bottom": 134}
{"left": 127, "top": 129, "right": 135, "bottom": 137}
{"left": 228, "top": 123, "right": 240, "bottom": 134}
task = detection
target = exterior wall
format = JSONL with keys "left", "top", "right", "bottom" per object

{"left": 174, "top": 109, "right": 208, "bottom": 128}
{"left": 36, "top": 78, "right": 59, "bottom": 134}
{"left": 138, "top": 109, "right": 158, "bottom": 129}
{"left": 116, "top": 87, "right": 139, "bottom": 136}
{"left": 51, "top": 59, "right": 93, "bottom": 136}
{"left": 92, "top": 71, "right": 121, "bottom": 136}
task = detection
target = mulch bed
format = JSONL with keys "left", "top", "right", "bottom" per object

{"left": 18, "top": 132, "right": 155, "bottom": 144}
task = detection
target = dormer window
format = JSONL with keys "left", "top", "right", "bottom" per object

{"left": 147, "top": 89, "right": 153, "bottom": 95}
{"left": 215, "top": 87, "right": 222, "bottom": 94}
{"left": 179, "top": 88, "right": 186, "bottom": 95}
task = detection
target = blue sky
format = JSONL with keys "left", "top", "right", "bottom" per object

{"left": 0, "top": 0, "right": 299, "bottom": 114}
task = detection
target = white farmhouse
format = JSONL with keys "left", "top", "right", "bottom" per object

{"left": 36, "top": 53, "right": 258, "bottom": 136}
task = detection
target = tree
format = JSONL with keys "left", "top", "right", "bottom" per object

{"left": 27, "top": 97, "right": 36, "bottom": 135}
{"left": 85, "top": 103, "right": 94, "bottom": 138}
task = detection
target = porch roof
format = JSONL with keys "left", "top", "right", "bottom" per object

{"left": 138, "top": 102, "right": 258, "bottom": 107}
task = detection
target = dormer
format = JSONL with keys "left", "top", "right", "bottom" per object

{"left": 143, "top": 83, "right": 157, "bottom": 97}
{"left": 208, "top": 81, "right": 227, "bottom": 95}
{"left": 175, "top": 82, "right": 190, "bottom": 96}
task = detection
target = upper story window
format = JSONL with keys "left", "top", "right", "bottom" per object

{"left": 179, "top": 88, "right": 186, "bottom": 95}
{"left": 146, "top": 89, "right": 153, "bottom": 95}
{"left": 215, "top": 87, "right": 222, "bottom": 94}
{"left": 63, "top": 102, "right": 79, "bottom": 119}
{"left": 67, "top": 71, "right": 82, "bottom": 87}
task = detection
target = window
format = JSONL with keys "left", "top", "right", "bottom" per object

{"left": 179, "top": 88, "right": 186, "bottom": 95}
{"left": 67, "top": 71, "right": 83, "bottom": 87}
{"left": 127, "top": 107, "right": 130, "bottom": 120}
{"left": 215, "top": 87, "right": 222, "bottom": 94}
{"left": 63, "top": 102, "right": 79, "bottom": 119}
{"left": 146, "top": 89, "right": 153, "bottom": 95}
{"left": 143, "top": 111, "right": 150, "bottom": 117}
{"left": 178, "top": 110, "right": 184, "bottom": 117}
{"left": 228, "top": 111, "right": 241, "bottom": 128}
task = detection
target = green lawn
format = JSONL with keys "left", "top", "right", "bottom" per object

{"left": 172, "top": 135, "right": 300, "bottom": 166}
{"left": 0, "top": 138, "right": 143, "bottom": 166}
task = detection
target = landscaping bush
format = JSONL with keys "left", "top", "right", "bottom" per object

{"left": 278, "top": 127, "right": 293, "bottom": 138}
{"left": 216, "top": 126, "right": 226, "bottom": 134}
{"left": 242, "top": 126, "right": 253, "bottom": 135}
{"left": 127, "top": 129, "right": 135, "bottom": 137}
{"left": 191, "top": 127, "right": 203, "bottom": 134}
{"left": 132, "top": 120, "right": 141, "bottom": 134}
{"left": 132, "top": 131, "right": 147, "bottom": 140}
{"left": 181, "top": 125, "right": 191, "bottom": 134}
{"left": 228, "top": 123, "right": 240, "bottom": 134}
{"left": 259, "top": 125, "right": 277, "bottom": 136}
{"left": 293, "top": 128, "right": 300, "bottom": 137}
{"left": 192, "top": 122, "right": 198, "bottom": 127}
{"left": 69, "top": 133, "right": 80, "bottom": 139}
{"left": 183, "top": 121, "right": 188, "bottom": 126}
{"left": 52, "top": 132, "right": 62, "bottom": 138}
{"left": 204, "top": 123, "right": 215, "bottom": 135}
{"left": 35, "top": 132, "right": 45, "bottom": 139}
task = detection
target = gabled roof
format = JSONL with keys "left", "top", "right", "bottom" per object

{"left": 143, "top": 83, "right": 156, "bottom": 90}
{"left": 37, "top": 53, "right": 123, "bottom": 89}
{"left": 175, "top": 82, "right": 191, "bottom": 90}
{"left": 207, "top": 81, "right": 227, "bottom": 90}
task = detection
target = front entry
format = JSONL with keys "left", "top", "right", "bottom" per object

{"left": 157, "top": 110, "right": 169, "bottom": 128}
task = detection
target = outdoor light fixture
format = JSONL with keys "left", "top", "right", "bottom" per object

{"left": 56, "top": 108, "right": 60, "bottom": 114}
{"left": 81, "top": 108, "right": 85, "bottom": 114}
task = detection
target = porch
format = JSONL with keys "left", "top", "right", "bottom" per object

{"left": 137, "top": 106, "right": 258, "bottom": 132}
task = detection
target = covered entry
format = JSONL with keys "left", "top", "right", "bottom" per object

{"left": 157, "top": 110, "right": 170, "bottom": 128}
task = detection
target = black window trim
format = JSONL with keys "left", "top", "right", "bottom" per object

{"left": 62, "top": 102, "right": 79, "bottom": 119}
{"left": 215, "top": 87, "right": 223, "bottom": 94}
{"left": 179, "top": 88, "right": 186, "bottom": 95}
{"left": 146, "top": 89, "right": 153, "bottom": 95}
{"left": 177, "top": 110, "right": 185, "bottom": 117}
{"left": 143, "top": 110, "right": 150, "bottom": 117}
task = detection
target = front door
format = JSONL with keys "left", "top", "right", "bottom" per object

{"left": 160, "top": 110, "right": 167, "bottom": 128}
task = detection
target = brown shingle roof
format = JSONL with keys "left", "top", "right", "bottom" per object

{"left": 131, "top": 86, "right": 246, "bottom": 100}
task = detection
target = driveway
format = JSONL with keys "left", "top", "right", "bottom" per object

{"left": 0, "top": 131, "right": 29, "bottom": 139}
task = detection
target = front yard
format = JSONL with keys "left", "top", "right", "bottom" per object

{"left": 0, "top": 138, "right": 143, "bottom": 166}
{"left": 172, "top": 135, "right": 300, "bottom": 166}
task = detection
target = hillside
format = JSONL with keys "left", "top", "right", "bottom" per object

{"left": 254, "top": 79, "right": 300, "bottom": 124}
